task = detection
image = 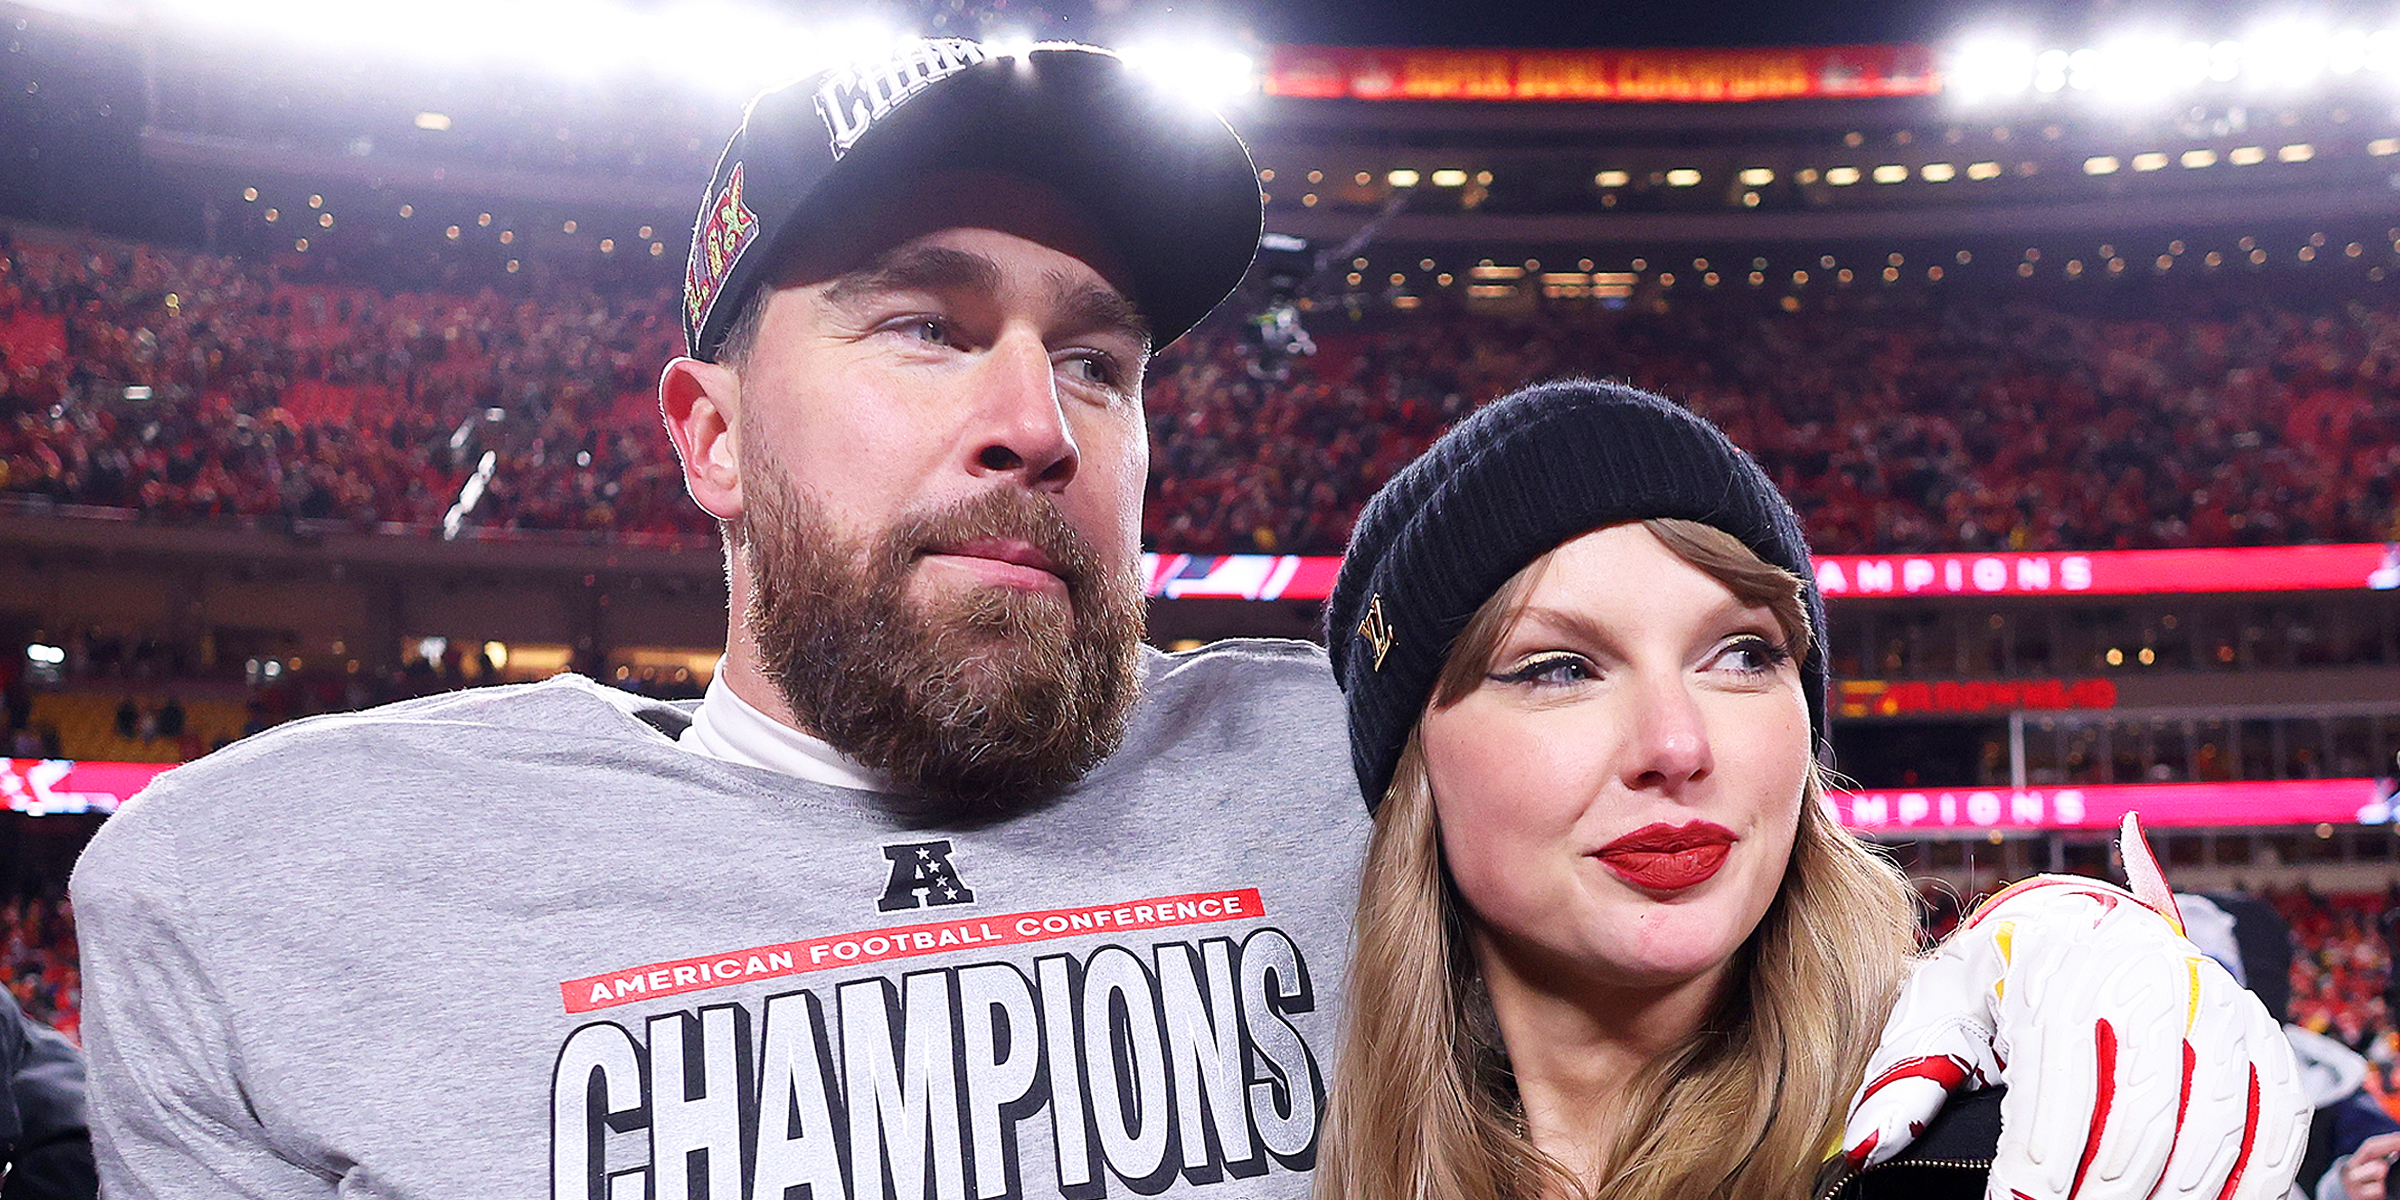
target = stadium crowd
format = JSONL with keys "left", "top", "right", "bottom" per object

{"left": 5, "top": 229, "right": 2400, "bottom": 558}
{"left": 0, "top": 232, "right": 694, "bottom": 541}
{"left": 1146, "top": 294, "right": 2400, "bottom": 555}
{"left": 2274, "top": 886, "right": 2400, "bottom": 1115}
{"left": 2283, "top": 887, "right": 2400, "bottom": 1047}
{"left": 0, "top": 894, "right": 78, "bottom": 1043}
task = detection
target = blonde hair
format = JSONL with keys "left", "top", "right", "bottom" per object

{"left": 1316, "top": 518, "right": 1918, "bottom": 1200}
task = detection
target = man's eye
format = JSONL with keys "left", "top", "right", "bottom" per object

{"left": 1489, "top": 652, "right": 1594, "bottom": 687}
{"left": 888, "top": 317, "right": 955, "bottom": 347}
{"left": 1060, "top": 351, "right": 1121, "bottom": 387}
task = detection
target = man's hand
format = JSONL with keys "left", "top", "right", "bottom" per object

{"left": 2337, "top": 1134, "right": 2400, "bottom": 1200}
{"left": 1840, "top": 816, "right": 2311, "bottom": 1200}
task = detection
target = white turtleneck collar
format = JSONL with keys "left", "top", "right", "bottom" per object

{"left": 676, "top": 667, "right": 904, "bottom": 794}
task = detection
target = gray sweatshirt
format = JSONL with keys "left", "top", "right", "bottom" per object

{"left": 71, "top": 639, "right": 1365, "bottom": 1200}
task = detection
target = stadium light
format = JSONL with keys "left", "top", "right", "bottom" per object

{"left": 651, "top": 9, "right": 899, "bottom": 98}
{"left": 2371, "top": 30, "right": 2400, "bottom": 73}
{"left": 2328, "top": 29, "right": 2370, "bottom": 74}
{"left": 2242, "top": 18, "right": 2333, "bottom": 89}
{"left": 983, "top": 30, "right": 1038, "bottom": 61}
{"left": 177, "top": 0, "right": 648, "bottom": 74}
{"left": 487, "top": 0, "right": 638, "bottom": 81}
{"left": 155, "top": 0, "right": 910, "bottom": 98}
{"left": 2208, "top": 40, "right": 2244, "bottom": 82}
{"left": 1117, "top": 40, "right": 1258, "bottom": 106}
{"left": 2066, "top": 47, "right": 2101, "bottom": 90}
{"left": 2033, "top": 49, "right": 2070, "bottom": 92}
{"left": 1945, "top": 36, "right": 2037, "bottom": 102}
{"left": 2082, "top": 34, "right": 2206, "bottom": 107}
{"left": 1942, "top": 21, "right": 2400, "bottom": 107}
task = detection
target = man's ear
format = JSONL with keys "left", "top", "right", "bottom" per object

{"left": 660, "top": 356, "right": 743, "bottom": 521}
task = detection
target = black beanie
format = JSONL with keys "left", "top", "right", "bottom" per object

{"left": 1327, "top": 379, "right": 1829, "bottom": 811}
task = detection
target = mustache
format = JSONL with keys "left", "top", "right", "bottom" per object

{"left": 878, "top": 489, "right": 1113, "bottom": 600}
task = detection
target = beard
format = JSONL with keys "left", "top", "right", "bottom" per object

{"left": 736, "top": 463, "right": 1145, "bottom": 823}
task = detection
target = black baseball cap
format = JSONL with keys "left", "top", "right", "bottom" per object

{"left": 683, "top": 39, "right": 1264, "bottom": 361}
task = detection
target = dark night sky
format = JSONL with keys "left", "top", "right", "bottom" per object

{"left": 1060, "top": 0, "right": 2400, "bottom": 50}
{"left": 848, "top": 0, "right": 1974, "bottom": 50}
{"left": 1240, "top": 0, "right": 1960, "bottom": 49}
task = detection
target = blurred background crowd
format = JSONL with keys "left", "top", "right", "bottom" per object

{"left": 8, "top": 229, "right": 2397, "bottom": 558}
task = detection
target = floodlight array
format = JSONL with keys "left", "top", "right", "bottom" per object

{"left": 1947, "top": 24, "right": 2400, "bottom": 106}
{"left": 146, "top": 0, "right": 1257, "bottom": 105}
{"left": 148, "top": 0, "right": 914, "bottom": 97}
{"left": 127, "top": 2, "right": 2400, "bottom": 113}
{"left": 1117, "top": 42, "right": 1259, "bottom": 106}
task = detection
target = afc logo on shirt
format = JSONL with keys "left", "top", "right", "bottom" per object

{"left": 879, "top": 839, "right": 976, "bottom": 911}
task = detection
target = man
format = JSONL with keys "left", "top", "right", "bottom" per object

{"left": 77, "top": 42, "right": 1359, "bottom": 1200}
{"left": 74, "top": 39, "right": 2299, "bottom": 1200}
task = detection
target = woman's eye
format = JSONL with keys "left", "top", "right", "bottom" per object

{"left": 1489, "top": 652, "right": 1594, "bottom": 687}
{"left": 1718, "top": 636, "right": 1793, "bottom": 676}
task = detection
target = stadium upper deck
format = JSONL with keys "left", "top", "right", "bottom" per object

{"left": 2, "top": 2, "right": 2397, "bottom": 781}
{"left": 12, "top": 3, "right": 2400, "bottom": 287}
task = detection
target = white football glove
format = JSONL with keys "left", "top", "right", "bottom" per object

{"left": 1841, "top": 815, "right": 2310, "bottom": 1200}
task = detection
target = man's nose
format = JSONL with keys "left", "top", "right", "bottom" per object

{"left": 967, "top": 333, "right": 1079, "bottom": 491}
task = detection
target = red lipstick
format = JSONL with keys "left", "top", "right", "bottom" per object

{"left": 1595, "top": 822, "right": 1738, "bottom": 892}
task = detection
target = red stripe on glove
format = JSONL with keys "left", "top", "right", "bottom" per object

{"left": 1962, "top": 878, "right": 2084, "bottom": 929}
{"left": 2211, "top": 1067, "right": 2261, "bottom": 1200}
{"left": 1960, "top": 878, "right": 2130, "bottom": 933}
{"left": 1845, "top": 1128, "right": 1881, "bottom": 1171}
{"left": 2069, "top": 1019, "right": 2119, "bottom": 1200}
{"left": 2143, "top": 1040, "right": 2199, "bottom": 1200}
{"left": 1856, "top": 1053, "right": 1976, "bottom": 1104}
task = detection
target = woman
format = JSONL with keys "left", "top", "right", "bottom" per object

{"left": 1315, "top": 377, "right": 2320, "bottom": 1200}
{"left": 1319, "top": 379, "right": 1919, "bottom": 1200}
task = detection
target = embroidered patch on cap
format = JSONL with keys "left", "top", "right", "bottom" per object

{"left": 686, "top": 162, "right": 760, "bottom": 332}
{"left": 1358, "top": 594, "right": 1395, "bottom": 671}
{"left": 812, "top": 38, "right": 987, "bottom": 160}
